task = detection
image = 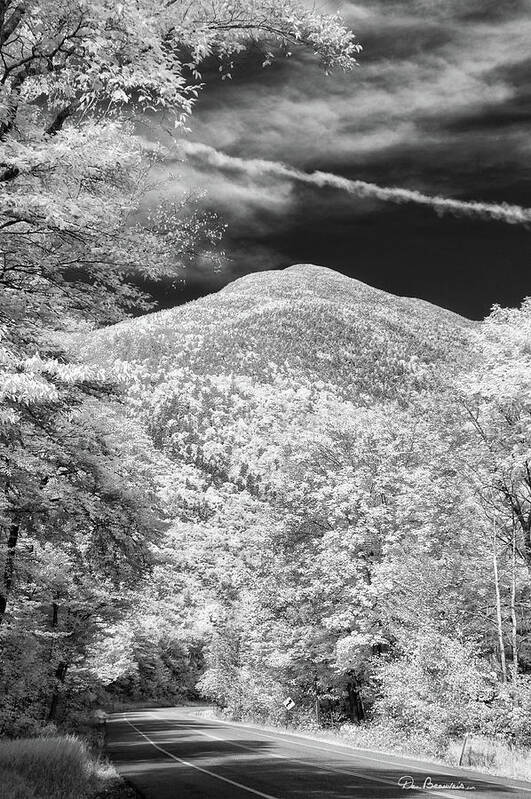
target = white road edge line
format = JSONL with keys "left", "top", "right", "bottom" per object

{"left": 137, "top": 714, "right": 459, "bottom": 799}
{"left": 176, "top": 721, "right": 443, "bottom": 797}
{"left": 124, "top": 718, "right": 280, "bottom": 799}
{"left": 181, "top": 714, "right": 531, "bottom": 795}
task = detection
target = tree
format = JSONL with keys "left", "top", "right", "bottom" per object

{"left": 0, "top": 371, "right": 167, "bottom": 731}
{"left": 373, "top": 631, "right": 494, "bottom": 753}
{"left": 458, "top": 300, "right": 531, "bottom": 576}
{"left": 0, "top": 0, "right": 359, "bottom": 331}
{"left": 0, "top": 0, "right": 359, "bottom": 138}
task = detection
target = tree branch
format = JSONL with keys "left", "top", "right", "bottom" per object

{"left": 0, "top": 1, "right": 25, "bottom": 48}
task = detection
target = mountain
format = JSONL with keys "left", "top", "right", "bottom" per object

{"left": 76, "top": 265, "right": 492, "bottom": 723}
{"left": 77, "top": 263, "right": 474, "bottom": 511}
{"left": 79, "top": 264, "right": 472, "bottom": 404}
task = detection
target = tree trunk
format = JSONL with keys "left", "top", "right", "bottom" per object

{"left": 492, "top": 523, "right": 508, "bottom": 682}
{"left": 47, "top": 600, "right": 69, "bottom": 722}
{"left": 45, "top": 103, "right": 77, "bottom": 136}
{"left": 48, "top": 661, "right": 68, "bottom": 722}
{"left": 346, "top": 679, "right": 365, "bottom": 723}
{"left": 0, "top": 522, "right": 19, "bottom": 623}
{"left": 510, "top": 524, "right": 519, "bottom": 687}
{"left": 501, "top": 474, "right": 531, "bottom": 581}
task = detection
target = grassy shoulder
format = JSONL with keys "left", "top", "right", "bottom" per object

{"left": 0, "top": 728, "right": 138, "bottom": 799}
{"left": 183, "top": 703, "right": 531, "bottom": 786}
{"left": 338, "top": 722, "right": 531, "bottom": 785}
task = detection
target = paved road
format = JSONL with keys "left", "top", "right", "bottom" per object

{"left": 106, "top": 707, "right": 531, "bottom": 799}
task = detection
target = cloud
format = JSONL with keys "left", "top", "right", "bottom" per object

{"left": 139, "top": 0, "right": 531, "bottom": 312}
{"left": 179, "top": 140, "right": 531, "bottom": 226}
{"left": 150, "top": 157, "right": 294, "bottom": 239}
{"left": 185, "top": 0, "right": 531, "bottom": 185}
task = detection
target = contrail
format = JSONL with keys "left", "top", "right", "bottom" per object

{"left": 179, "top": 140, "right": 531, "bottom": 226}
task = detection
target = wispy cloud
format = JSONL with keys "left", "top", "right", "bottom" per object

{"left": 189, "top": 3, "right": 531, "bottom": 169}
{"left": 146, "top": 0, "right": 531, "bottom": 316}
{"left": 180, "top": 140, "right": 531, "bottom": 226}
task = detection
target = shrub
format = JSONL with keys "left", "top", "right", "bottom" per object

{"left": 371, "top": 632, "right": 494, "bottom": 751}
{"left": 339, "top": 720, "right": 446, "bottom": 759}
{"left": 474, "top": 677, "right": 531, "bottom": 747}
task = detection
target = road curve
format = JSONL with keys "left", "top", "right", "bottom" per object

{"left": 106, "top": 707, "right": 531, "bottom": 799}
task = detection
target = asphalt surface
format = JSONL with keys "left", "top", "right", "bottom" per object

{"left": 106, "top": 707, "right": 531, "bottom": 799}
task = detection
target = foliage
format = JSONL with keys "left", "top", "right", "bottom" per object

{"left": 0, "top": 0, "right": 359, "bottom": 328}
{"left": 0, "top": 0, "right": 359, "bottom": 331}
{"left": 0, "top": 380, "right": 164, "bottom": 731}
{"left": 0, "top": 0, "right": 359, "bottom": 140}
{"left": 457, "top": 300, "right": 531, "bottom": 573}
{"left": 372, "top": 632, "right": 493, "bottom": 747}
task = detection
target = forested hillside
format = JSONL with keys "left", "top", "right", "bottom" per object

{"left": 82, "top": 264, "right": 470, "bottom": 399}
{"left": 77, "top": 264, "right": 531, "bottom": 758}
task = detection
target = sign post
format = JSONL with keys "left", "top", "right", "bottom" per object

{"left": 458, "top": 732, "right": 470, "bottom": 766}
{"left": 313, "top": 675, "right": 321, "bottom": 726}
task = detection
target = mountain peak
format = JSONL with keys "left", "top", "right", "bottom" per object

{"left": 218, "top": 264, "right": 467, "bottom": 326}
{"left": 222, "top": 263, "right": 376, "bottom": 294}
{"left": 79, "top": 264, "right": 472, "bottom": 404}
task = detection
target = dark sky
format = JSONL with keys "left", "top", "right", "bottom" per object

{"left": 146, "top": 0, "right": 531, "bottom": 320}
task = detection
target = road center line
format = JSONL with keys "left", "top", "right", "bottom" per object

{"left": 140, "top": 715, "right": 459, "bottom": 799}
{"left": 124, "top": 718, "right": 281, "bottom": 799}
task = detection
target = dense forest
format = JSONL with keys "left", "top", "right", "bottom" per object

{"left": 1, "top": 0, "right": 531, "bottom": 792}
{"left": 77, "top": 265, "right": 531, "bottom": 759}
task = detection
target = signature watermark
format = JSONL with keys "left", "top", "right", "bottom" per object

{"left": 398, "top": 775, "right": 476, "bottom": 791}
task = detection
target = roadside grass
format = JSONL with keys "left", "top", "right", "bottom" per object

{"left": 182, "top": 704, "right": 531, "bottom": 786}
{"left": 336, "top": 721, "right": 446, "bottom": 760}
{"left": 0, "top": 736, "right": 115, "bottom": 799}
{"left": 315, "top": 726, "right": 531, "bottom": 785}
{"left": 338, "top": 725, "right": 531, "bottom": 784}
{"left": 447, "top": 735, "right": 531, "bottom": 783}
{"left": 0, "top": 766, "right": 36, "bottom": 799}
{"left": 315, "top": 724, "right": 531, "bottom": 784}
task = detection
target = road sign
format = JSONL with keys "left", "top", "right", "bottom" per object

{"left": 283, "top": 697, "right": 295, "bottom": 710}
